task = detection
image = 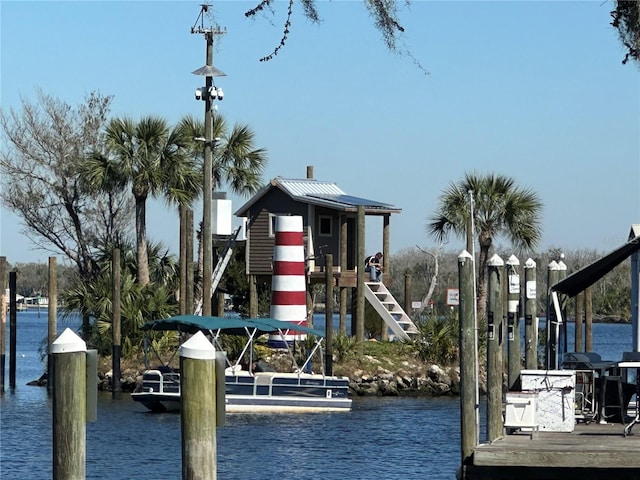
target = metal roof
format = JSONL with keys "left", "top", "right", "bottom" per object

{"left": 235, "top": 177, "right": 401, "bottom": 216}
{"left": 552, "top": 234, "right": 640, "bottom": 297}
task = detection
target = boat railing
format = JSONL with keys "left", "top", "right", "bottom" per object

{"left": 141, "top": 369, "right": 181, "bottom": 394}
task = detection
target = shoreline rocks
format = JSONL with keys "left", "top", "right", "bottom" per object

{"left": 347, "top": 363, "right": 465, "bottom": 397}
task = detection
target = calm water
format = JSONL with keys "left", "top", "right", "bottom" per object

{"left": 0, "top": 311, "right": 633, "bottom": 479}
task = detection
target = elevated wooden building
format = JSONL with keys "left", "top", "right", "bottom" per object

{"left": 234, "top": 166, "right": 401, "bottom": 329}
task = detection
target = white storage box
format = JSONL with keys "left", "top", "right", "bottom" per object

{"left": 520, "top": 369, "right": 576, "bottom": 432}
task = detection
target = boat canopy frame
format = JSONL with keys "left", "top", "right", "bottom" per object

{"left": 140, "top": 315, "right": 327, "bottom": 376}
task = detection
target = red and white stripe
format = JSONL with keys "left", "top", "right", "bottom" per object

{"left": 269, "top": 215, "right": 307, "bottom": 347}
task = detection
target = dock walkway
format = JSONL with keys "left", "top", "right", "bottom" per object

{"left": 462, "top": 422, "right": 640, "bottom": 480}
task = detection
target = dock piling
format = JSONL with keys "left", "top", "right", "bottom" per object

{"left": 486, "top": 254, "right": 504, "bottom": 442}
{"left": 181, "top": 331, "right": 217, "bottom": 480}
{"left": 524, "top": 258, "right": 537, "bottom": 370}
{"left": 52, "top": 328, "right": 87, "bottom": 479}
{"left": 458, "top": 250, "right": 477, "bottom": 463}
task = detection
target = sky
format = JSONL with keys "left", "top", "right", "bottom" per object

{"left": 1, "top": 0, "right": 639, "bottom": 267}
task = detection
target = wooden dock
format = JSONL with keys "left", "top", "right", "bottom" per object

{"left": 460, "top": 422, "right": 640, "bottom": 480}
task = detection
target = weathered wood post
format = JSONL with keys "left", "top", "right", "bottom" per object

{"left": 381, "top": 214, "right": 390, "bottom": 342}
{"left": 339, "top": 216, "right": 348, "bottom": 336}
{"left": 52, "top": 328, "right": 86, "bottom": 480}
{"left": 355, "top": 205, "right": 365, "bottom": 346}
{"left": 249, "top": 275, "right": 258, "bottom": 319}
{"left": 0, "top": 256, "right": 6, "bottom": 392}
{"left": 506, "top": 255, "right": 521, "bottom": 391}
{"left": 48, "top": 257, "right": 58, "bottom": 393}
{"left": 186, "top": 208, "right": 195, "bottom": 314}
{"left": 458, "top": 250, "right": 477, "bottom": 464}
{"left": 325, "top": 253, "right": 334, "bottom": 376}
{"left": 546, "top": 261, "right": 560, "bottom": 369}
{"left": 524, "top": 258, "right": 538, "bottom": 370}
{"left": 404, "top": 271, "right": 412, "bottom": 315}
{"left": 180, "top": 204, "right": 188, "bottom": 315}
{"left": 9, "top": 271, "right": 17, "bottom": 389}
{"left": 585, "top": 286, "right": 593, "bottom": 352}
{"left": 575, "top": 290, "right": 584, "bottom": 352}
{"left": 181, "top": 331, "right": 217, "bottom": 480}
{"left": 486, "top": 254, "right": 504, "bottom": 442}
{"left": 112, "top": 248, "right": 122, "bottom": 399}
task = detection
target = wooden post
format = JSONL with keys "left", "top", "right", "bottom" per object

{"left": 339, "top": 215, "right": 348, "bottom": 335}
{"left": 546, "top": 261, "right": 560, "bottom": 369}
{"left": 506, "top": 255, "right": 521, "bottom": 391}
{"left": 249, "top": 275, "right": 258, "bottom": 319}
{"left": 339, "top": 287, "right": 347, "bottom": 336}
{"left": 9, "top": 271, "right": 17, "bottom": 389}
{"left": 458, "top": 250, "right": 477, "bottom": 463}
{"left": 524, "top": 258, "right": 538, "bottom": 370}
{"left": 486, "top": 254, "right": 504, "bottom": 442}
{"left": 186, "top": 208, "right": 195, "bottom": 314}
{"left": 575, "top": 291, "right": 584, "bottom": 352}
{"left": 48, "top": 257, "right": 58, "bottom": 393}
{"left": 52, "top": 328, "right": 86, "bottom": 480}
{"left": 381, "top": 214, "right": 390, "bottom": 342}
{"left": 112, "top": 249, "right": 122, "bottom": 399}
{"left": 585, "top": 286, "right": 593, "bottom": 352}
{"left": 382, "top": 215, "right": 390, "bottom": 277}
{"left": 0, "top": 256, "right": 6, "bottom": 392}
{"left": 181, "top": 331, "right": 217, "bottom": 480}
{"left": 217, "top": 291, "right": 225, "bottom": 317}
{"left": 180, "top": 204, "right": 187, "bottom": 315}
{"left": 404, "top": 271, "right": 412, "bottom": 316}
{"left": 325, "top": 254, "right": 334, "bottom": 376}
{"left": 356, "top": 206, "right": 365, "bottom": 347}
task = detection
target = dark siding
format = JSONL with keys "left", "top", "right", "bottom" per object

{"left": 247, "top": 189, "right": 308, "bottom": 276}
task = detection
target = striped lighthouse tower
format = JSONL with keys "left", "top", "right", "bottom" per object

{"left": 269, "top": 215, "right": 308, "bottom": 348}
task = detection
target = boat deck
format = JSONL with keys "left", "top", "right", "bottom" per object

{"left": 463, "top": 422, "right": 640, "bottom": 480}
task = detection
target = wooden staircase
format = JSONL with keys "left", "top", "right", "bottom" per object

{"left": 364, "top": 281, "right": 419, "bottom": 341}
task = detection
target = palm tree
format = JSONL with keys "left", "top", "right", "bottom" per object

{"left": 177, "top": 113, "right": 267, "bottom": 310}
{"left": 428, "top": 172, "right": 543, "bottom": 317}
{"left": 178, "top": 113, "right": 266, "bottom": 195}
{"left": 102, "top": 115, "right": 193, "bottom": 286}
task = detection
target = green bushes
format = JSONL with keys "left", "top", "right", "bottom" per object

{"left": 412, "top": 312, "right": 459, "bottom": 365}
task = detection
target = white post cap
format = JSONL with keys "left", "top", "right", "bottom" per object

{"left": 180, "top": 331, "right": 216, "bottom": 360}
{"left": 52, "top": 328, "right": 87, "bottom": 354}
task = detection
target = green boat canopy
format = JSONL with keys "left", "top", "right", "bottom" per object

{"left": 141, "top": 314, "right": 325, "bottom": 338}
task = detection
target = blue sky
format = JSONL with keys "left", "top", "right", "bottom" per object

{"left": 1, "top": 1, "right": 638, "bottom": 266}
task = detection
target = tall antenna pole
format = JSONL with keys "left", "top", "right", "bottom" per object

{"left": 191, "top": 4, "right": 226, "bottom": 316}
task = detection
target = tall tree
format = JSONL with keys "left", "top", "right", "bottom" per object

{"left": 611, "top": 0, "right": 640, "bottom": 66}
{"left": 0, "top": 90, "right": 127, "bottom": 278}
{"left": 101, "top": 116, "right": 194, "bottom": 286}
{"left": 428, "top": 172, "right": 543, "bottom": 317}
{"left": 244, "top": 0, "right": 407, "bottom": 62}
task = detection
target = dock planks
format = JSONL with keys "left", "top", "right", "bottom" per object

{"left": 462, "top": 422, "right": 640, "bottom": 480}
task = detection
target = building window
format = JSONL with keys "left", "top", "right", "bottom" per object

{"left": 319, "top": 216, "right": 332, "bottom": 236}
{"left": 269, "top": 213, "right": 287, "bottom": 237}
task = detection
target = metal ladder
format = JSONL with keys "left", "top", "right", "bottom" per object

{"left": 363, "top": 281, "right": 419, "bottom": 341}
{"left": 194, "top": 226, "right": 241, "bottom": 315}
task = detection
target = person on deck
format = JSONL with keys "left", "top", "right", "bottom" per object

{"left": 366, "top": 252, "right": 383, "bottom": 282}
